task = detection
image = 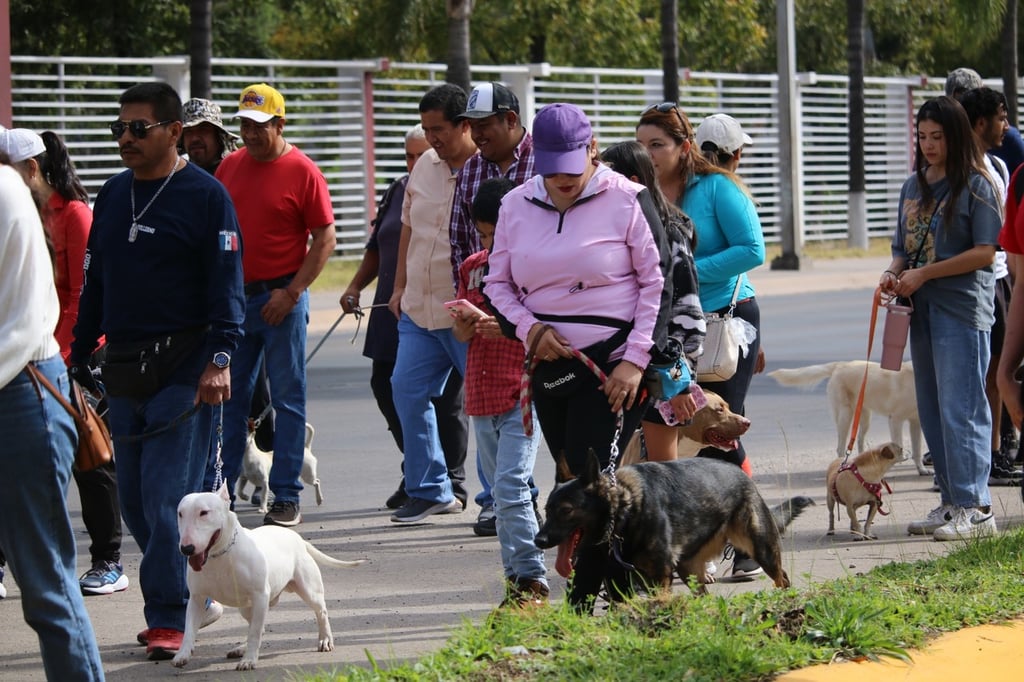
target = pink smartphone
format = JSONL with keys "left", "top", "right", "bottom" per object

{"left": 444, "top": 298, "right": 486, "bottom": 319}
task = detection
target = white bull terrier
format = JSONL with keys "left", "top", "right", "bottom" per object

{"left": 172, "top": 489, "right": 365, "bottom": 671}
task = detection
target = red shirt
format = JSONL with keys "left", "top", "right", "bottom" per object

{"left": 43, "top": 193, "right": 94, "bottom": 362}
{"left": 1001, "top": 165, "right": 1024, "bottom": 254}
{"left": 458, "top": 250, "right": 525, "bottom": 416}
{"left": 216, "top": 146, "right": 334, "bottom": 282}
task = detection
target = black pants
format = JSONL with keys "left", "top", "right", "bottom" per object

{"left": 697, "top": 297, "right": 760, "bottom": 468}
{"left": 370, "top": 359, "right": 468, "bottom": 504}
{"left": 533, "top": 358, "right": 649, "bottom": 482}
{"left": 72, "top": 460, "right": 123, "bottom": 564}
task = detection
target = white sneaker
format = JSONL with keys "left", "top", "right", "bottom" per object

{"left": 907, "top": 504, "right": 954, "bottom": 535}
{"left": 200, "top": 598, "right": 223, "bottom": 629}
{"left": 932, "top": 506, "right": 997, "bottom": 542}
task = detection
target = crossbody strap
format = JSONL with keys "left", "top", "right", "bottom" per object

{"left": 25, "top": 363, "right": 78, "bottom": 418}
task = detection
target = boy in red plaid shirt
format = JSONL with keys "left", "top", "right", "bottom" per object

{"left": 451, "top": 178, "right": 548, "bottom": 607}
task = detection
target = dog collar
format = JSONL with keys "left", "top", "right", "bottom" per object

{"left": 833, "top": 462, "right": 892, "bottom": 515}
{"left": 209, "top": 526, "right": 239, "bottom": 559}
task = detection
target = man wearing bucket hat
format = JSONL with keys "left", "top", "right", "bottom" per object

{"left": 215, "top": 83, "right": 336, "bottom": 528}
{"left": 180, "top": 98, "right": 239, "bottom": 175}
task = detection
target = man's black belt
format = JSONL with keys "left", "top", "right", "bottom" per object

{"left": 244, "top": 272, "right": 297, "bottom": 297}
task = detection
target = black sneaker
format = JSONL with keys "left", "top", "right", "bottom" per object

{"left": 990, "top": 453, "right": 1023, "bottom": 486}
{"left": 263, "top": 500, "right": 302, "bottom": 526}
{"left": 390, "top": 497, "right": 461, "bottom": 523}
{"left": 385, "top": 480, "right": 408, "bottom": 510}
{"left": 473, "top": 504, "right": 497, "bottom": 537}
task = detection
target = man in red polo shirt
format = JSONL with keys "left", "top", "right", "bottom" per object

{"left": 215, "top": 83, "right": 336, "bottom": 527}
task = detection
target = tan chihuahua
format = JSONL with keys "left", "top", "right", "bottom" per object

{"left": 826, "top": 442, "right": 906, "bottom": 540}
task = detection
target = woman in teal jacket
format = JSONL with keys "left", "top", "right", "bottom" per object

{"left": 637, "top": 103, "right": 765, "bottom": 579}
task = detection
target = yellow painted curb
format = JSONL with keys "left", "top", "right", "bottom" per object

{"left": 777, "top": 619, "right": 1024, "bottom": 681}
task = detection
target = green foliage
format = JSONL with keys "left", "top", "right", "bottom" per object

{"left": 315, "top": 526, "right": 1024, "bottom": 681}
{"left": 6, "top": 0, "right": 1014, "bottom": 79}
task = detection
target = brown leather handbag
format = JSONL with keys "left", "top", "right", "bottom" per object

{"left": 26, "top": 364, "right": 113, "bottom": 471}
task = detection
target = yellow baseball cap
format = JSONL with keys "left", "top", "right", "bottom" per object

{"left": 235, "top": 83, "right": 286, "bottom": 123}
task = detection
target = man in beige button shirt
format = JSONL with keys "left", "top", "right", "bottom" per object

{"left": 388, "top": 84, "right": 479, "bottom": 523}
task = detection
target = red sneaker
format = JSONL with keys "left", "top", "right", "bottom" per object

{"left": 136, "top": 628, "right": 149, "bottom": 646}
{"left": 145, "top": 628, "right": 183, "bottom": 660}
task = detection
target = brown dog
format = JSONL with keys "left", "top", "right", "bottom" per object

{"left": 621, "top": 389, "right": 751, "bottom": 465}
{"left": 826, "top": 442, "right": 906, "bottom": 540}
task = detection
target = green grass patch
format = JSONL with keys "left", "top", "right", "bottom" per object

{"left": 311, "top": 259, "right": 361, "bottom": 293}
{"left": 766, "top": 237, "right": 892, "bottom": 262}
{"left": 307, "top": 527, "right": 1024, "bottom": 681}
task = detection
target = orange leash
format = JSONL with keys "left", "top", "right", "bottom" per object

{"left": 845, "top": 287, "right": 885, "bottom": 456}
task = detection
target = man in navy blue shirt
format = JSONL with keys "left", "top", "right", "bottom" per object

{"left": 70, "top": 81, "right": 245, "bottom": 661}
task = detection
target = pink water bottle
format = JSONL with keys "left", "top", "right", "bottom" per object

{"left": 880, "top": 300, "right": 912, "bottom": 371}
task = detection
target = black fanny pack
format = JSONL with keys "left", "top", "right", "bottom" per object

{"left": 101, "top": 327, "right": 208, "bottom": 400}
{"left": 532, "top": 319, "right": 632, "bottom": 398}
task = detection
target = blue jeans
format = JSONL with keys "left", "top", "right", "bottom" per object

{"left": 473, "top": 407, "right": 546, "bottom": 583}
{"left": 108, "top": 381, "right": 213, "bottom": 631}
{"left": 909, "top": 302, "right": 992, "bottom": 509}
{"left": 218, "top": 290, "right": 309, "bottom": 504}
{"left": 391, "top": 314, "right": 467, "bottom": 504}
{"left": 0, "top": 356, "right": 104, "bottom": 681}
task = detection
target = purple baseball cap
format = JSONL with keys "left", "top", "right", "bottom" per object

{"left": 532, "top": 103, "right": 593, "bottom": 176}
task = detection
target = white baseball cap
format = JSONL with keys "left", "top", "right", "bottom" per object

{"left": 695, "top": 114, "right": 753, "bottom": 154}
{"left": 0, "top": 128, "right": 46, "bottom": 163}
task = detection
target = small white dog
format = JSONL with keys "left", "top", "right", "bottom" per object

{"left": 172, "top": 489, "right": 365, "bottom": 671}
{"left": 768, "top": 361, "right": 928, "bottom": 475}
{"left": 235, "top": 421, "right": 324, "bottom": 513}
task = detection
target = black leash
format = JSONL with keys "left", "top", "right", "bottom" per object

{"left": 113, "top": 403, "right": 201, "bottom": 444}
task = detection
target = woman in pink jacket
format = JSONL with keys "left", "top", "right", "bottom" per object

{"left": 484, "top": 104, "right": 671, "bottom": 481}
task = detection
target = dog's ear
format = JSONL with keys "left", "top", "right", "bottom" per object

{"left": 581, "top": 449, "right": 601, "bottom": 485}
{"left": 880, "top": 442, "right": 900, "bottom": 460}
{"left": 217, "top": 482, "right": 231, "bottom": 504}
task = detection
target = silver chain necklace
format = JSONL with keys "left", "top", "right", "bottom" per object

{"left": 129, "top": 156, "right": 180, "bottom": 242}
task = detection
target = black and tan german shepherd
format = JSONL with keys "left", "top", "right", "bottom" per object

{"left": 535, "top": 453, "right": 812, "bottom": 613}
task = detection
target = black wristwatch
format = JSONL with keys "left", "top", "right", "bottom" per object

{"left": 212, "top": 351, "right": 231, "bottom": 369}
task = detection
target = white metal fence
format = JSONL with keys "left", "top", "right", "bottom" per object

{"left": 11, "top": 55, "right": 955, "bottom": 258}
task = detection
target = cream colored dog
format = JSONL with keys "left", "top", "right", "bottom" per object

{"left": 172, "top": 489, "right": 365, "bottom": 671}
{"left": 622, "top": 389, "right": 751, "bottom": 465}
{"left": 235, "top": 422, "right": 324, "bottom": 513}
{"left": 826, "top": 442, "right": 906, "bottom": 540}
{"left": 767, "top": 361, "right": 927, "bottom": 475}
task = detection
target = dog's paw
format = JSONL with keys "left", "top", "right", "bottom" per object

{"left": 235, "top": 658, "right": 258, "bottom": 671}
{"left": 171, "top": 653, "right": 190, "bottom": 668}
{"left": 318, "top": 637, "right": 334, "bottom": 652}
{"left": 226, "top": 645, "right": 246, "bottom": 659}
{"left": 314, "top": 480, "right": 324, "bottom": 506}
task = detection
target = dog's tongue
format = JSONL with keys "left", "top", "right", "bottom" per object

{"left": 188, "top": 550, "right": 208, "bottom": 572}
{"left": 706, "top": 430, "right": 740, "bottom": 452}
{"left": 555, "top": 529, "right": 582, "bottom": 578}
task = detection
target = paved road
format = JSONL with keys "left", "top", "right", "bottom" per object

{"left": 2, "top": 256, "right": 1022, "bottom": 681}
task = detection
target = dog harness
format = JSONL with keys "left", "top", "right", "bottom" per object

{"left": 832, "top": 462, "right": 892, "bottom": 515}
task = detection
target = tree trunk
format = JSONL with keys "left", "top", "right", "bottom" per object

{"left": 189, "top": 0, "right": 213, "bottom": 99}
{"left": 661, "top": 0, "right": 679, "bottom": 103}
{"left": 847, "top": 0, "right": 868, "bottom": 250}
{"left": 1002, "top": 0, "right": 1018, "bottom": 126}
{"left": 445, "top": 0, "right": 472, "bottom": 93}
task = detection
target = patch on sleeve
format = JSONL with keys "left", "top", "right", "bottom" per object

{"left": 219, "top": 230, "right": 239, "bottom": 251}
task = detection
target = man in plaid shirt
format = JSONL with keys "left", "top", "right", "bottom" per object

{"left": 449, "top": 82, "right": 537, "bottom": 535}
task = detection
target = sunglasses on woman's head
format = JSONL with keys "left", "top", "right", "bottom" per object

{"left": 109, "top": 119, "right": 173, "bottom": 140}
{"left": 641, "top": 102, "right": 687, "bottom": 130}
